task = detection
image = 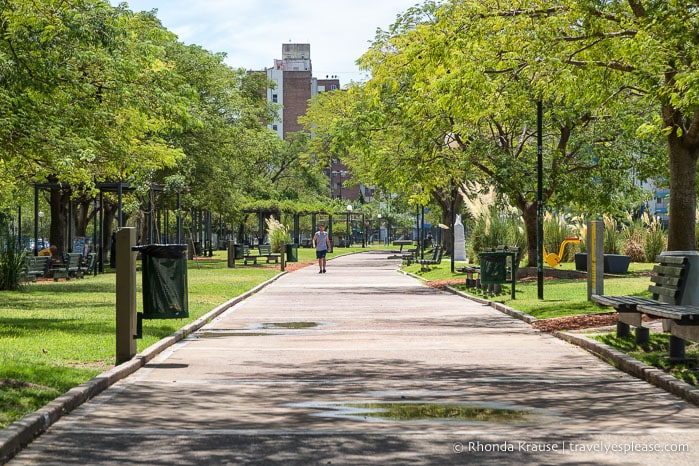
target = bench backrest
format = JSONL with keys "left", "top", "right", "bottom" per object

{"left": 496, "top": 245, "right": 521, "bottom": 270}
{"left": 65, "top": 253, "right": 82, "bottom": 269}
{"left": 82, "top": 253, "right": 97, "bottom": 274}
{"left": 26, "top": 256, "right": 51, "bottom": 275}
{"left": 434, "top": 246, "right": 443, "bottom": 263}
{"left": 649, "top": 255, "right": 689, "bottom": 304}
{"left": 258, "top": 244, "right": 273, "bottom": 255}
{"left": 426, "top": 246, "right": 440, "bottom": 261}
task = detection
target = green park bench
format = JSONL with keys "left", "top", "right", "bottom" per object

{"left": 592, "top": 255, "right": 699, "bottom": 360}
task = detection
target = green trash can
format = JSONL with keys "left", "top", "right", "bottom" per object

{"left": 286, "top": 243, "right": 298, "bottom": 262}
{"left": 140, "top": 244, "right": 189, "bottom": 319}
{"left": 233, "top": 244, "right": 244, "bottom": 260}
{"left": 479, "top": 251, "right": 508, "bottom": 284}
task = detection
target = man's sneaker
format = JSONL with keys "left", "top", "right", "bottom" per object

{"left": 322, "top": 269, "right": 326, "bottom": 273}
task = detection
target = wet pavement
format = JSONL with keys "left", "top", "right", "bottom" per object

{"left": 6, "top": 251, "right": 699, "bottom": 465}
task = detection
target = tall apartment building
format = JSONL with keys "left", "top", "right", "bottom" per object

{"left": 265, "top": 44, "right": 340, "bottom": 139}
{"left": 263, "top": 43, "right": 370, "bottom": 202}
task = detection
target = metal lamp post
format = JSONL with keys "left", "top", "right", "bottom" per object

{"left": 346, "top": 204, "right": 353, "bottom": 247}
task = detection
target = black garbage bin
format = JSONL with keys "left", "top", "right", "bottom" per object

{"left": 140, "top": 244, "right": 188, "bottom": 319}
{"left": 286, "top": 243, "right": 298, "bottom": 262}
{"left": 234, "top": 244, "right": 244, "bottom": 260}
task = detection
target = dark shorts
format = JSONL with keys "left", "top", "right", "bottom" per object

{"left": 316, "top": 249, "right": 327, "bottom": 259}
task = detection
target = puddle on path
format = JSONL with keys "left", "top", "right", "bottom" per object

{"left": 341, "top": 402, "right": 529, "bottom": 422}
{"left": 192, "top": 322, "right": 320, "bottom": 339}
{"left": 262, "top": 322, "right": 318, "bottom": 329}
{"left": 288, "top": 400, "right": 557, "bottom": 425}
{"left": 194, "top": 331, "right": 268, "bottom": 338}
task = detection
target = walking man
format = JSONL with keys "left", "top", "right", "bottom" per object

{"left": 312, "top": 223, "right": 331, "bottom": 273}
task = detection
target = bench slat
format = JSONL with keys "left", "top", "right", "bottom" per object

{"left": 650, "top": 275, "right": 682, "bottom": 287}
{"left": 652, "top": 264, "right": 686, "bottom": 277}
{"left": 654, "top": 255, "right": 688, "bottom": 265}
{"left": 636, "top": 304, "right": 699, "bottom": 321}
{"left": 649, "top": 285, "right": 680, "bottom": 303}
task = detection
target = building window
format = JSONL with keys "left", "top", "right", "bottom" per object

{"left": 330, "top": 84, "right": 337, "bottom": 90}
{"left": 272, "top": 125, "right": 278, "bottom": 131}
{"left": 272, "top": 94, "right": 278, "bottom": 103}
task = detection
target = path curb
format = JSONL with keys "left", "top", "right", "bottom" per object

{"left": 0, "top": 273, "right": 285, "bottom": 464}
{"left": 444, "top": 284, "right": 699, "bottom": 408}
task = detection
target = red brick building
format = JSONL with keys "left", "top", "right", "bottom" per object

{"left": 264, "top": 44, "right": 371, "bottom": 202}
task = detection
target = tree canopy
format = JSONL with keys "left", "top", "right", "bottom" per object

{"left": 0, "top": 0, "right": 329, "bottom": 250}
{"left": 303, "top": 0, "right": 693, "bottom": 262}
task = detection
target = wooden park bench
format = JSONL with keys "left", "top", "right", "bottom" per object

{"left": 392, "top": 239, "right": 413, "bottom": 253}
{"left": 53, "top": 253, "right": 84, "bottom": 281}
{"left": 242, "top": 245, "right": 280, "bottom": 265}
{"left": 24, "top": 255, "right": 51, "bottom": 282}
{"left": 415, "top": 245, "right": 443, "bottom": 272}
{"left": 401, "top": 248, "right": 420, "bottom": 265}
{"left": 592, "top": 254, "right": 699, "bottom": 360}
{"left": 257, "top": 244, "right": 280, "bottom": 264}
{"left": 242, "top": 245, "right": 260, "bottom": 265}
{"left": 80, "top": 252, "right": 97, "bottom": 277}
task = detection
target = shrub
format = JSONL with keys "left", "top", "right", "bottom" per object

{"left": 621, "top": 215, "right": 646, "bottom": 262}
{"left": 0, "top": 233, "right": 26, "bottom": 291}
{"left": 644, "top": 215, "right": 666, "bottom": 262}
{"left": 265, "top": 217, "right": 290, "bottom": 253}
{"left": 603, "top": 216, "right": 623, "bottom": 255}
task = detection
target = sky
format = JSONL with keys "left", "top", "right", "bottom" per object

{"left": 112, "top": 0, "right": 420, "bottom": 85}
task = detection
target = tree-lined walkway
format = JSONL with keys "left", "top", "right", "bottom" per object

{"left": 8, "top": 251, "right": 699, "bottom": 465}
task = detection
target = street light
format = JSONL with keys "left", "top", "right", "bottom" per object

{"left": 346, "top": 204, "right": 353, "bottom": 247}
{"left": 38, "top": 211, "right": 44, "bottom": 242}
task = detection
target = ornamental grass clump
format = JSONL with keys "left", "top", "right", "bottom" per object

{"left": 0, "top": 232, "right": 25, "bottom": 291}
{"left": 265, "top": 217, "right": 290, "bottom": 253}
{"left": 643, "top": 214, "right": 666, "bottom": 262}
{"left": 463, "top": 185, "right": 524, "bottom": 263}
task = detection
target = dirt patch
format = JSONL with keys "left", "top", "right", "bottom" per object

{"left": 0, "top": 378, "right": 58, "bottom": 392}
{"left": 426, "top": 279, "right": 464, "bottom": 288}
{"left": 532, "top": 313, "right": 618, "bottom": 332}
{"left": 284, "top": 260, "right": 315, "bottom": 272}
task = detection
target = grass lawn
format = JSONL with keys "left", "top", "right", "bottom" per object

{"left": 593, "top": 333, "right": 699, "bottom": 386}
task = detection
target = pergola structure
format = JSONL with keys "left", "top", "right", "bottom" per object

{"left": 27, "top": 181, "right": 168, "bottom": 272}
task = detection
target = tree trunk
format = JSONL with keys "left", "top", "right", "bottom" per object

{"left": 73, "top": 195, "right": 92, "bottom": 237}
{"left": 518, "top": 199, "right": 538, "bottom": 267}
{"left": 661, "top": 98, "right": 699, "bottom": 251}
{"left": 49, "top": 186, "right": 70, "bottom": 255}
{"left": 431, "top": 184, "right": 463, "bottom": 257}
{"left": 667, "top": 135, "right": 698, "bottom": 250}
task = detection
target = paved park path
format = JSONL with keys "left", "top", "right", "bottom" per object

{"left": 8, "top": 251, "right": 699, "bottom": 465}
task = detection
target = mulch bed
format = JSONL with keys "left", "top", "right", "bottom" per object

{"left": 426, "top": 278, "right": 621, "bottom": 332}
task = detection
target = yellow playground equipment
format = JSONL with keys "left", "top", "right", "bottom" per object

{"left": 543, "top": 237, "right": 581, "bottom": 267}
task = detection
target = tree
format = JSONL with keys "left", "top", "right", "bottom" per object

{"left": 0, "top": 1, "right": 193, "bottom": 252}
{"left": 303, "top": 1, "right": 654, "bottom": 264}
{"left": 549, "top": 0, "right": 699, "bottom": 250}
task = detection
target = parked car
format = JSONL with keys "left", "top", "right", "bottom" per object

{"left": 26, "top": 239, "right": 50, "bottom": 253}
